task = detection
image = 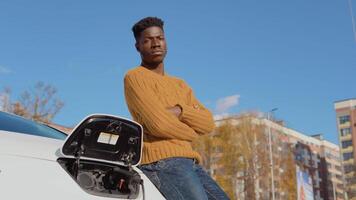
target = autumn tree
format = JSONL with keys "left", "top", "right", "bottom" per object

{"left": 192, "top": 132, "right": 218, "bottom": 175}
{"left": 278, "top": 146, "right": 297, "bottom": 200}
{"left": 2, "top": 82, "right": 64, "bottom": 123}
{"left": 194, "top": 113, "right": 298, "bottom": 200}
{"left": 214, "top": 119, "right": 244, "bottom": 199}
{"left": 216, "top": 115, "right": 272, "bottom": 199}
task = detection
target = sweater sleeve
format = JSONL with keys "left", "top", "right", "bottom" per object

{"left": 177, "top": 82, "right": 215, "bottom": 135}
{"left": 124, "top": 73, "right": 198, "bottom": 142}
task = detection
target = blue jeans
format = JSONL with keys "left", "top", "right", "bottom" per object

{"left": 139, "top": 157, "right": 230, "bottom": 200}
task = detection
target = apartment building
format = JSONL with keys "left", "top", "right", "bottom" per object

{"left": 334, "top": 99, "right": 356, "bottom": 199}
{"left": 266, "top": 119, "right": 343, "bottom": 200}
{"left": 214, "top": 114, "right": 344, "bottom": 200}
{"left": 319, "top": 138, "right": 345, "bottom": 199}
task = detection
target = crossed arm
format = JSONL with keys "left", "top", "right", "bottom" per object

{"left": 124, "top": 74, "right": 215, "bottom": 141}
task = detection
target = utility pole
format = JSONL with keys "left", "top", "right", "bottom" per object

{"left": 267, "top": 108, "right": 278, "bottom": 200}
{"left": 332, "top": 181, "right": 336, "bottom": 200}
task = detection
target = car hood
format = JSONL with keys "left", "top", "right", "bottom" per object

{"left": 0, "top": 130, "right": 63, "bottom": 161}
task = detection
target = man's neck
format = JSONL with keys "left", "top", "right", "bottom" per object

{"left": 141, "top": 62, "right": 165, "bottom": 75}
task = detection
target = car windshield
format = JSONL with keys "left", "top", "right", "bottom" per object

{"left": 0, "top": 111, "right": 67, "bottom": 140}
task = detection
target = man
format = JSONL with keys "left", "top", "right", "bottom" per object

{"left": 124, "top": 17, "right": 229, "bottom": 200}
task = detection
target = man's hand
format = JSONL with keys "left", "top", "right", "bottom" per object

{"left": 166, "top": 105, "right": 182, "bottom": 118}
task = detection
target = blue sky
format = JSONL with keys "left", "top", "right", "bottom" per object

{"left": 0, "top": 0, "right": 355, "bottom": 144}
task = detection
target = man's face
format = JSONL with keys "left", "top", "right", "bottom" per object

{"left": 136, "top": 26, "right": 167, "bottom": 66}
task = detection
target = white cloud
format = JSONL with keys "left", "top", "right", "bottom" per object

{"left": 0, "top": 66, "right": 12, "bottom": 74}
{"left": 213, "top": 113, "right": 231, "bottom": 120}
{"left": 215, "top": 94, "right": 240, "bottom": 114}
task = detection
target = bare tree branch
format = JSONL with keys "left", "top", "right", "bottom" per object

{"left": 2, "top": 82, "right": 64, "bottom": 123}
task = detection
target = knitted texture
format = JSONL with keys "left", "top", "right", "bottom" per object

{"left": 124, "top": 66, "right": 215, "bottom": 164}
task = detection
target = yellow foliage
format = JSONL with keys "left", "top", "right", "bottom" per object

{"left": 193, "top": 114, "right": 297, "bottom": 200}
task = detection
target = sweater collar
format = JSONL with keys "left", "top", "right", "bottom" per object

{"left": 138, "top": 66, "right": 168, "bottom": 77}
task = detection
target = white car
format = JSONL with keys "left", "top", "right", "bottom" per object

{"left": 0, "top": 111, "right": 166, "bottom": 200}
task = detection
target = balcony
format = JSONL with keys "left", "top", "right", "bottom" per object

{"left": 341, "top": 146, "right": 354, "bottom": 153}
{"left": 340, "top": 134, "right": 352, "bottom": 141}
{"left": 343, "top": 159, "right": 355, "bottom": 165}
{"left": 339, "top": 122, "right": 351, "bottom": 127}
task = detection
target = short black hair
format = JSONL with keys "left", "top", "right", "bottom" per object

{"left": 132, "top": 17, "right": 164, "bottom": 41}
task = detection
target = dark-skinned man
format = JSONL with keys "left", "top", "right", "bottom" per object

{"left": 124, "top": 17, "right": 229, "bottom": 200}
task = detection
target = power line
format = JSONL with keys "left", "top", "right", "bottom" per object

{"left": 348, "top": 0, "right": 356, "bottom": 43}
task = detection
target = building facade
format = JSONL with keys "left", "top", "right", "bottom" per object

{"left": 214, "top": 114, "right": 344, "bottom": 200}
{"left": 319, "top": 138, "right": 345, "bottom": 199}
{"left": 334, "top": 99, "right": 356, "bottom": 199}
{"left": 265, "top": 119, "right": 344, "bottom": 200}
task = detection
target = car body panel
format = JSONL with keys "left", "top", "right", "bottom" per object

{"left": 0, "top": 130, "right": 63, "bottom": 161}
{"left": 0, "top": 113, "right": 166, "bottom": 200}
{"left": 0, "top": 154, "right": 165, "bottom": 200}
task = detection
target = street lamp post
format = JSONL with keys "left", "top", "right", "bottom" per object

{"left": 332, "top": 181, "right": 336, "bottom": 200}
{"left": 267, "top": 108, "right": 278, "bottom": 200}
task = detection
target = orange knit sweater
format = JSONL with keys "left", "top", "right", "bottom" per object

{"left": 124, "top": 66, "right": 215, "bottom": 164}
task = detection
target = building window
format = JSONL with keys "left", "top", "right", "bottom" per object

{"left": 325, "top": 152, "right": 341, "bottom": 161}
{"left": 336, "top": 174, "right": 343, "bottom": 180}
{"left": 346, "top": 177, "right": 356, "bottom": 184}
{"left": 343, "top": 152, "right": 354, "bottom": 161}
{"left": 340, "top": 128, "right": 352, "bottom": 136}
{"left": 344, "top": 164, "right": 355, "bottom": 174}
{"left": 339, "top": 115, "right": 350, "bottom": 124}
{"left": 342, "top": 140, "right": 353, "bottom": 148}
{"left": 337, "top": 192, "right": 344, "bottom": 198}
{"left": 327, "top": 162, "right": 332, "bottom": 169}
